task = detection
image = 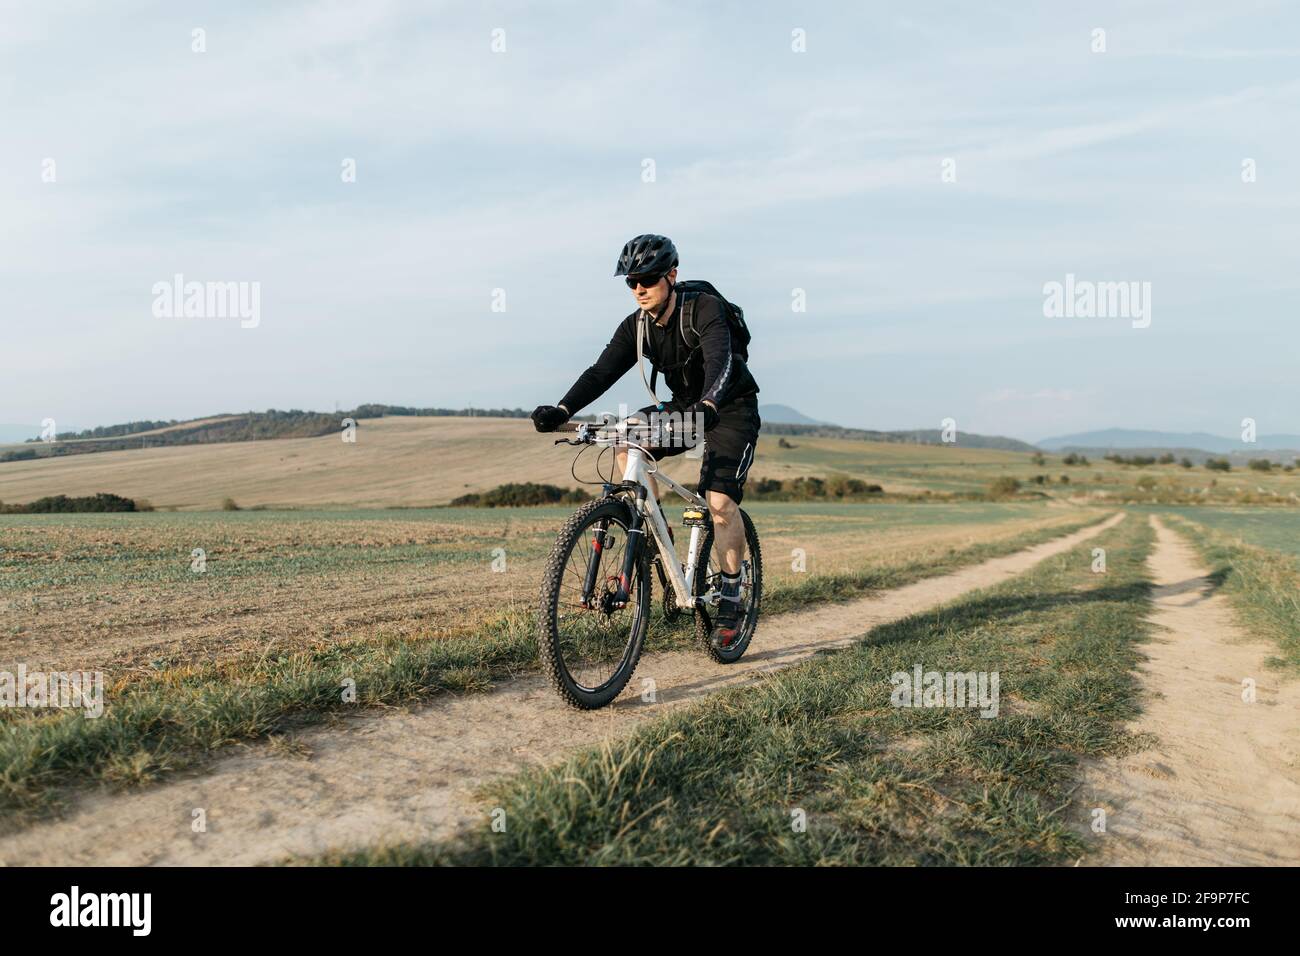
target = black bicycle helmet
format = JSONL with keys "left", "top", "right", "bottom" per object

{"left": 614, "top": 234, "right": 678, "bottom": 277}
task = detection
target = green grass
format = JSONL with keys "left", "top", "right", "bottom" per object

{"left": 0, "top": 509, "right": 560, "bottom": 591}
{"left": 1140, "top": 506, "right": 1300, "bottom": 560}
{"left": 0, "top": 510, "right": 1108, "bottom": 826}
{"left": 313, "top": 514, "right": 1154, "bottom": 866}
{"left": 0, "top": 501, "right": 1073, "bottom": 592}
{"left": 1161, "top": 513, "right": 1300, "bottom": 671}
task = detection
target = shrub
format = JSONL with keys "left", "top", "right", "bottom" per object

{"left": 987, "top": 476, "right": 1021, "bottom": 498}
{"left": 825, "top": 473, "right": 878, "bottom": 498}
{"left": 786, "top": 476, "right": 826, "bottom": 499}
{"left": 221, "top": 497, "right": 241, "bottom": 511}
{"left": 1248, "top": 459, "right": 1273, "bottom": 473}
{"left": 748, "top": 475, "right": 881, "bottom": 501}
{"left": 1205, "top": 458, "right": 1232, "bottom": 472}
{"left": 449, "top": 483, "right": 591, "bottom": 507}
{"left": 0, "top": 492, "right": 139, "bottom": 514}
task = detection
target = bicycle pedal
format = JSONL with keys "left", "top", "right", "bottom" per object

{"left": 682, "top": 508, "right": 708, "bottom": 527}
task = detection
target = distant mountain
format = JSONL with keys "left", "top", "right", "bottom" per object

{"left": 1038, "top": 428, "right": 1300, "bottom": 454}
{"left": 0, "top": 424, "right": 41, "bottom": 444}
{"left": 762, "top": 422, "right": 1037, "bottom": 452}
{"left": 758, "top": 404, "right": 834, "bottom": 426}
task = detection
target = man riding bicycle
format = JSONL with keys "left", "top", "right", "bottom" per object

{"left": 531, "top": 234, "right": 761, "bottom": 648}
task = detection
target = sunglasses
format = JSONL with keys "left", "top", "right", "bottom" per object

{"left": 625, "top": 274, "right": 664, "bottom": 291}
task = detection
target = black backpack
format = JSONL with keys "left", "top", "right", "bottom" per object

{"left": 641, "top": 279, "right": 752, "bottom": 401}
{"left": 675, "top": 279, "right": 751, "bottom": 360}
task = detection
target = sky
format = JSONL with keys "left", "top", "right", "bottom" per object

{"left": 2, "top": 0, "right": 1297, "bottom": 442}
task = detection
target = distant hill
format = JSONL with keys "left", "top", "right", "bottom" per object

{"left": 756, "top": 405, "right": 1032, "bottom": 450}
{"left": 762, "top": 422, "right": 1036, "bottom": 452}
{"left": 1039, "top": 428, "right": 1300, "bottom": 454}
{"left": 759, "top": 404, "right": 833, "bottom": 426}
{"left": 1, "top": 411, "right": 345, "bottom": 462}
{"left": 3, "top": 402, "right": 1037, "bottom": 464}
{"left": 1054, "top": 446, "right": 1300, "bottom": 467}
{"left": 0, "top": 405, "right": 533, "bottom": 463}
{"left": 0, "top": 414, "right": 1022, "bottom": 510}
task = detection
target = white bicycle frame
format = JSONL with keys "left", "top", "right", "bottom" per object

{"left": 568, "top": 419, "right": 715, "bottom": 609}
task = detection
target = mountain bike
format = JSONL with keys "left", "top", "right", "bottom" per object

{"left": 537, "top": 415, "right": 762, "bottom": 710}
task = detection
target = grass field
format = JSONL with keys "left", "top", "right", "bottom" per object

{"left": 315, "top": 513, "right": 1155, "bottom": 865}
{"left": 3, "top": 419, "right": 1296, "bottom": 861}
{"left": 1124, "top": 505, "right": 1300, "bottom": 671}
{"left": 0, "top": 415, "right": 955, "bottom": 510}
{"left": 1134, "top": 506, "right": 1300, "bottom": 560}
{"left": 0, "top": 503, "right": 1107, "bottom": 823}
{"left": 0, "top": 501, "right": 1094, "bottom": 676}
{"left": 5, "top": 415, "right": 1298, "bottom": 511}
{"left": 1159, "top": 512, "right": 1300, "bottom": 671}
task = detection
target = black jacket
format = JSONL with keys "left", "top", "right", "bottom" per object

{"left": 558, "top": 292, "right": 759, "bottom": 414}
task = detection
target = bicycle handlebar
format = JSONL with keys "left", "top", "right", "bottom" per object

{"left": 552, "top": 417, "right": 652, "bottom": 432}
{"left": 549, "top": 416, "right": 680, "bottom": 447}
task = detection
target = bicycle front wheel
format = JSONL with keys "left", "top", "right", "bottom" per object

{"left": 537, "top": 497, "right": 652, "bottom": 710}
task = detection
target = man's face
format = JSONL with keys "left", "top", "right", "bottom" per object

{"left": 627, "top": 267, "right": 677, "bottom": 312}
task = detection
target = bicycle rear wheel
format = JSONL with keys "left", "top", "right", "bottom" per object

{"left": 537, "top": 497, "right": 652, "bottom": 710}
{"left": 693, "top": 507, "right": 763, "bottom": 664}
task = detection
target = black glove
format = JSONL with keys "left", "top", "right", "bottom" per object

{"left": 685, "top": 401, "right": 720, "bottom": 435}
{"left": 531, "top": 405, "right": 569, "bottom": 432}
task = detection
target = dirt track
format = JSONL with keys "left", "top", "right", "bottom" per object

{"left": 0, "top": 513, "right": 1122, "bottom": 866}
{"left": 1078, "top": 517, "right": 1300, "bottom": 865}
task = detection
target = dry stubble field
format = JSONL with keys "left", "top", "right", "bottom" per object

{"left": 1, "top": 501, "right": 1090, "bottom": 679}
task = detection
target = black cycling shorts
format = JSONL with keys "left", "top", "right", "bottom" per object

{"left": 636, "top": 396, "right": 761, "bottom": 505}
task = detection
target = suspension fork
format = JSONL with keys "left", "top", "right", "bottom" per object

{"left": 580, "top": 516, "right": 611, "bottom": 607}
{"left": 579, "top": 487, "right": 647, "bottom": 608}
{"left": 612, "top": 485, "right": 649, "bottom": 606}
